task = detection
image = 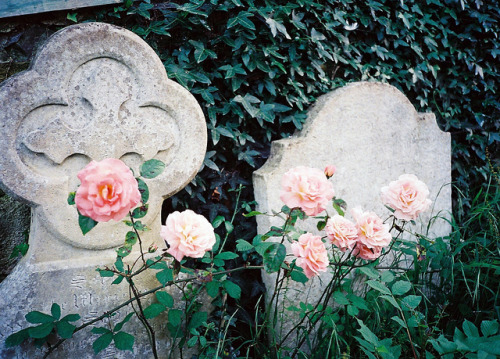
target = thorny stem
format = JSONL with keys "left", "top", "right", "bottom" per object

{"left": 130, "top": 280, "right": 158, "bottom": 359}
{"left": 42, "top": 265, "right": 263, "bottom": 358}
{"left": 129, "top": 212, "right": 147, "bottom": 267}
{"left": 217, "top": 184, "right": 244, "bottom": 255}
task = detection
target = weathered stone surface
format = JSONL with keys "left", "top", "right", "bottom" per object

{"left": 253, "top": 81, "right": 451, "bottom": 348}
{"left": 0, "top": 22, "right": 207, "bottom": 358}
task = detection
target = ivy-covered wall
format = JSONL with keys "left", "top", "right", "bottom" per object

{"left": 1, "top": 0, "right": 498, "bottom": 238}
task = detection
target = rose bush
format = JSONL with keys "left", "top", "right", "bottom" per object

{"left": 381, "top": 174, "right": 432, "bottom": 221}
{"left": 291, "top": 233, "right": 329, "bottom": 279}
{"left": 280, "top": 166, "right": 335, "bottom": 216}
{"left": 75, "top": 158, "right": 141, "bottom": 222}
{"left": 161, "top": 209, "right": 216, "bottom": 262}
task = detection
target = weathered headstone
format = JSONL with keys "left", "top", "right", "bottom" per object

{"left": 253, "top": 82, "right": 451, "bottom": 348}
{"left": 0, "top": 22, "right": 207, "bottom": 358}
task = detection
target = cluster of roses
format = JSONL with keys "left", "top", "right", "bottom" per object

{"left": 73, "top": 158, "right": 431, "bottom": 280}
{"left": 281, "top": 165, "right": 431, "bottom": 279}
{"left": 74, "top": 158, "right": 216, "bottom": 263}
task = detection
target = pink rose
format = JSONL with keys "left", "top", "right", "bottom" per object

{"left": 352, "top": 242, "right": 382, "bottom": 260}
{"left": 291, "top": 233, "right": 329, "bottom": 279}
{"left": 351, "top": 207, "right": 392, "bottom": 249}
{"left": 381, "top": 174, "right": 432, "bottom": 221}
{"left": 280, "top": 166, "right": 335, "bottom": 216}
{"left": 325, "top": 215, "right": 358, "bottom": 251}
{"left": 324, "top": 165, "right": 336, "bottom": 178}
{"left": 75, "top": 158, "right": 141, "bottom": 222}
{"left": 161, "top": 210, "right": 216, "bottom": 262}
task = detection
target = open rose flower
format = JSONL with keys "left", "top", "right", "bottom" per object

{"left": 291, "top": 233, "right": 329, "bottom": 279}
{"left": 351, "top": 207, "right": 392, "bottom": 249}
{"left": 75, "top": 158, "right": 141, "bottom": 222}
{"left": 280, "top": 166, "right": 335, "bottom": 216}
{"left": 352, "top": 242, "right": 382, "bottom": 260}
{"left": 161, "top": 210, "right": 216, "bottom": 262}
{"left": 381, "top": 174, "right": 432, "bottom": 221}
{"left": 325, "top": 215, "right": 358, "bottom": 251}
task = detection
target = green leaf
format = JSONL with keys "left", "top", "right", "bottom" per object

{"left": 51, "top": 303, "right": 61, "bottom": 320}
{"left": 347, "top": 305, "right": 359, "bottom": 316}
{"left": 137, "top": 178, "right": 149, "bottom": 203}
{"left": 156, "top": 291, "right": 174, "bottom": 308}
{"left": 168, "top": 309, "right": 183, "bottom": 327}
{"left": 291, "top": 269, "right": 309, "bottom": 283}
{"left": 156, "top": 268, "right": 174, "bottom": 285}
{"left": 79, "top": 213, "right": 98, "bottom": 235}
{"left": 67, "top": 12, "right": 77, "bottom": 22}
{"left": 67, "top": 192, "right": 76, "bottom": 205}
{"left": 140, "top": 159, "right": 165, "bottom": 179}
{"left": 481, "top": 320, "right": 499, "bottom": 337}
{"left": 61, "top": 314, "right": 80, "bottom": 322}
{"left": 263, "top": 243, "right": 286, "bottom": 273}
{"left": 26, "top": 311, "right": 55, "bottom": 324}
{"left": 243, "top": 211, "right": 263, "bottom": 217}
{"left": 114, "top": 331, "right": 134, "bottom": 352}
{"left": 125, "top": 231, "right": 138, "bottom": 246}
{"left": 114, "top": 313, "right": 134, "bottom": 332}
{"left": 188, "top": 312, "right": 207, "bottom": 331}
{"left": 131, "top": 204, "right": 148, "bottom": 219}
{"left": 56, "top": 321, "right": 76, "bottom": 339}
{"left": 28, "top": 322, "right": 54, "bottom": 339}
{"left": 380, "top": 295, "right": 401, "bottom": 310}
{"left": 359, "top": 267, "right": 380, "bottom": 279}
{"left": 187, "top": 336, "right": 198, "bottom": 347}
{"left": 391, "top": 281, "right": 412, "bottom": 296}
{"left": 223, "top": 280, "right": 241, "bottom": 299}
{"left": 93, "top": 332, "right": 113, "bottom": 355}
{"left": 214, "top": 252, "right": 238, "bottom": 260}
{"left": 112, "top": 275, "right": 124, "bottom": 285}
{"left": 367, "top": 280, "right": 391, "bottom": 295}
{"left": 206, "top": 281, "right": 220, "bottom": 298}
{"left": 391, "top": 316, "right": 408, "bottom": 329}
{"left": 463, "top": 320, "right": 480, "bottom": 337}
{"left": 115, "top": 257, "right": 124, "bottom": 272}
{"left": 348, "top": 294, "right": 369, "bottom": 310}
{"left": 143, "top": 303, "right": 166, "bottom": 319}
{"left": 333, "top": 291, "right": 350, "bottom": 305}
{"left": 212, "top": 215, "right": 225, "bottom": 228}
{"left": 357, "top": 319, "right": 379, "bottom": 345}
{"left": 5, "top": 328, "right": 30, "bottom": 348}
{"left": 401, "top": 295, "right": 422, "bottom": 310}
{"left": 9, "top": 243, "right": 29, "bottom": 258}
{"left": 236, "top": 239, "right": 253, "bottom": 252}
{"left": 97, "top": 269, "right": 114, "bottom": 278}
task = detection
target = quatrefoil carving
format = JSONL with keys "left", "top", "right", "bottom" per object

{"left": 0, "top": 23, "right": 207, "bottom": 251}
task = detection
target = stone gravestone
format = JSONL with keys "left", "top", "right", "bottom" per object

{"left": 253, "top": 82, "right": 451, "bottom": 348}
{"left": 0, "top": 23, "right": 207, "bottom": 358}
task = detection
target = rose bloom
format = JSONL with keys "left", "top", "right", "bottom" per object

{"left": 75, "top": 158, "right": 141, "bottom": 222}
{"left": 280, "top": 166, "right": 335, "bottom": 216}
{"left": 324, "top": 165, "right": 336, "bottom": 178}
{"left": 381, "top": 174, "right": 432, "bottom": 221}
{"left": 325, "top": 215, "right": 358, "bottom": 251}
{"left": 161, "top": 210, "right": 216, "bottom": 262}
{"left": 351, "top": 207, "right": 392, "bottom": 249}
{"left": 353, "top": 242, "right": 382, "bottom": 260}
{"left": 291, "top": 233, "right": 329, "bottom": 279}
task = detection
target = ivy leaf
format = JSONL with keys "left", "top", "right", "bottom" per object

{"left": 140, "top": 159, "right": 165, "bottom": 179}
